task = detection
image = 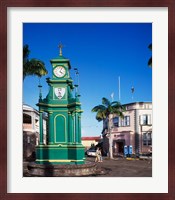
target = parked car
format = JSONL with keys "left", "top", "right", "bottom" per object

{"left": 85, "top": 149, "right": 96, "bottom": 157}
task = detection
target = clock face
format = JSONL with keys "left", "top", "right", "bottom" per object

{"left": 53, "top": 66, "right": 66, "bottom": 77}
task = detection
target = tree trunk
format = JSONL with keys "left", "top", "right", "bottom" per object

{"left": 109, "top": 132, "right": 113, "bottom": 159}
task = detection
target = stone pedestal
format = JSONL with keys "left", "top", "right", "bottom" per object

{"left": 28, "top": 161, "right": 102, "bottom": 177}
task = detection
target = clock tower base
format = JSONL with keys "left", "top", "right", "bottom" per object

{"left": 35, "top": 144, "right": 85, "bottom": 165}
{"left": 27, "top": 161, "right": 102, "bottom": 177}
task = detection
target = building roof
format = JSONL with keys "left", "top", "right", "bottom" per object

{"left": 123, "top": 102, "right": 152, "bottom": 106}
{"left": 122, "top": 102, "right": 152, "bottom": 111}
{"left": 23, "top": 104, "right": 39, "bottom": 114}
{"left": 82, "top": 136, "right": 101, "bottom": 141}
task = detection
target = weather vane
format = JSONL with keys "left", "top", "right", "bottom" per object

{"left": 58, "top": 43, "right": 63, "bottom": 56}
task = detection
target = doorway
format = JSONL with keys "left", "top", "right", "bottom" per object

{"left": 113, "top": 139, "right": 125, "bottom": 157}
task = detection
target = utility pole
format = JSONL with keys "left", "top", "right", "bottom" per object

{"left": 118, "top": 76, "right": 121, "bottom": 101}
{"left": 111, "top": 92, "right": 114, "bottom": 102}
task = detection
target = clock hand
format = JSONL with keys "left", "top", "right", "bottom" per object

{"left": 60, "top": 68, "right": 63, "bottom": 73}
{"left": 58, "top": 68, "right": 62, "bottom": 74}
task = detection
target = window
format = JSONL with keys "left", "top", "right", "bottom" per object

{"left": 113, "top": 117, "right": 119, "bottom": 127}
{"left": 124, "top": 116, "right": 130, "bottom": 126}
{"left": 143, "top": 132, "right": 152, "bottom": 146}
{"left": 120, "top": 116, "right": 130, "bottom": 127}
{"left": 142, "top": 115, "right": 147, "bottom": 125}
{"left": 140, "top": 114, "right": 151, "bottom": 125}
{"left": 113, "top": 116, "right": 130, "bottom": 127}
{"left": 23, "top": 113, "right": 32, "bottom": 124}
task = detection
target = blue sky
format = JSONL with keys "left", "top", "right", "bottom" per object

{"left": 23, "top": 23, "right": 152, "bottom": 137}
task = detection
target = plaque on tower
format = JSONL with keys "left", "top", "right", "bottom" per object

{"left": 54, "top": 87, "right": 65, "bottom": 99}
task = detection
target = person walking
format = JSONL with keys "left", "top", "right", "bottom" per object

{"left": 95, "top": 148, "right": 100, "bottom": 162}
{"left": 99, "top": 148, "right": 103, "bottom": 162}
{"left": 95, "top": 148, "right": 103, "bottom": 163}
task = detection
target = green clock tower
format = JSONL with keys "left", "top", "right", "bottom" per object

{"left": 36, "top": 45, "right": 85, "bottom": 165}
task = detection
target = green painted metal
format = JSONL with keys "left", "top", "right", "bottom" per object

{"left": 36, "top": 51, "right": 85, "bottom": 165}
{"left": 39, "top": 112, "right": 44, "bottom": 145}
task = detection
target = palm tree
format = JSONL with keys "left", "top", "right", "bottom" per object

{"left": 23, "top": 44, "right": 48, "bottom": 80}
{"left": 148, "top": 43, "right": 152, "bottom": 67}
{"left": 91, "top": 97, "right": 125, "bottom": 159}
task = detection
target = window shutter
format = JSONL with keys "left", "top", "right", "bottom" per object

{"left": 147, "top": 114, "right": 152, "bottom": 125}
{"left": 127, "top": 116, "right": 130, "bottom": 126}
{"left": 140, "top": 115, "right": 144, "bottom": 125}
{"left": 118, "top": 118, "right": 120, "bottom": 127}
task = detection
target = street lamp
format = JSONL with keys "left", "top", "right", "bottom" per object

{"left": 38, "top": 78, "right": 42, "bottom": 101}
{"left": 74, "top": 84, "right": 78, "bottom": 97}
{"left": 74, "top": 68, "right": 80, "bottom": 95}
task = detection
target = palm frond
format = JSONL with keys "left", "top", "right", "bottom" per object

{"left": 148, "top": 43, "right": 152, "bottom": 68}
{"left": 95, "top": 110, "right": 106, "bottom": 121}
{"left": 111, "top": 109, "right": 124, "bottom": 118}
{"left": 23, "top": 45, "right": 48, "bottom": 80}
{"left": 23, "top": 44, "right": 30, "bottom": 60}
{"left": 29, "top": 59, "right": 48, "bottom": 77}
{"left": 102, "top": 97, "right": 110, "bottom": 107}
{"left": 111, "top": 101, "right": 122, "bottom": 107}
{"left": 92, "top": 97, "right": 125, "bottom": 123}
{"left": 96, "top": 115, "right": 103, "bottom": 122}
{"left": 148, "top": 57, "right": 152, "bottom": 67}
{"left": 91, "top": 105, "right": 106, "bottom": 112}
{"left": 148, "top": 43, "right": 152, "bottom": 51}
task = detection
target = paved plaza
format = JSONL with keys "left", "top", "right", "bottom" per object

{"left": 24, "top": 156, "right": 152, "bottom": 177}
{"left": 86, "top": 157, "right": 152, "bottom": 177}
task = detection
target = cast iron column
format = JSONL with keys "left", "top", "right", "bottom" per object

{"left": 78, "top": 115, "right": 81, "bottom": 143}
{"left": 68, "top": 112, "right": 73, "bottom": 143}
{"left": 75, "top": 112, "right": 79, "bottom": 143}
{"left": 39, "top": 111, "right": 44, "bottom": 144}
{"left": 48, "top": 112, "right": 54, "bottom": 144}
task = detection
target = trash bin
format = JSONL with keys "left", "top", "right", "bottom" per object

{"left": 124, "top": 145, "right": 128, "bottom": 157}
{"left": 128, "top": 145, "right": 132, "bottom": 157}
{"left": 124, "top": 145, "right": 132, "bottom": 157}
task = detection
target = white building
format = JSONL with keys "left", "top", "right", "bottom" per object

{"left": 23, "top": 104, "right": 47, "bottom": 160}
{"left": 103, "top": 102, "right": 152, "bottom": 156}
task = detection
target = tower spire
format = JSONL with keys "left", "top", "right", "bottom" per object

{"left": 58, "top": 43, "right": 63, "bottom": 56}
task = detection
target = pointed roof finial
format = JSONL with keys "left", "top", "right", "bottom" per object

{"left": 58, "top": 43, "right": 63, "bottom": 56}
